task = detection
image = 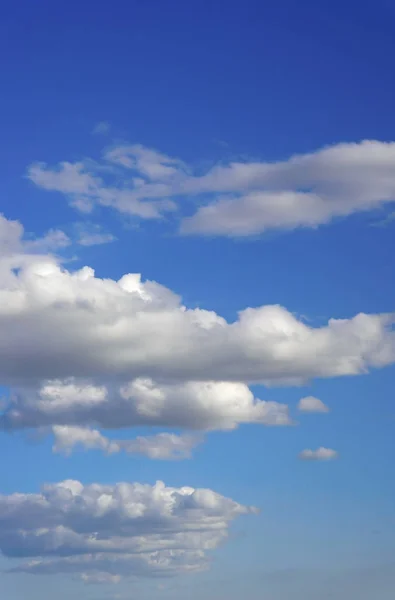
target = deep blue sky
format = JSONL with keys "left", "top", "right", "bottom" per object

{"left": 0, "top": 1, "right": 395, "bottom": 599}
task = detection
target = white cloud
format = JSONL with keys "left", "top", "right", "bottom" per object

{"left": 27, "top": 151, "right": 178, "bottom": 219}
{"left": 0, "top": 213, "right": 70, "bottom": 256}
{"left": 104, "top": 144, "right": 186, "bottom": 180}
{"left": 181, "top": 140, "right": 395, "bottom": 236}
{"left": 297, "top": 396, "right": 330, "bottom": 413}
{"left": 52, "top": 425, "right": 112, "bottom": 454}
{"left": 0, "top": 479, "right": 256, "bottom": 583}
{"left": 298, "top": 447, "right": 339, "bottom": 461}
{"left": 52, "top": 427, "right": 201, "bottom": 460}
{"left": 0, "top": 214, "right": 394, "bottom": 454}
{"left": 4, "top": 378, "right": 291, "bottom": 432}
{"left": 24, "top": 228, "right": 71, "bottom": 253}
{"left": 77, "top": 231, "right": 115, "bottom": 246}
{"left": 74, "top": 222, "right": 116, "bottom": 246}
{"left": 0, "top": 253, "right": 393, "bottom": 392}
{"left": 27, "top": 140, "right": 395, "bottom": 235}
{"left": 28, "top": 161, "right": 99, "bottom": 197}
{"left": 0, "top": 213, "right": 115, "bottom": 261}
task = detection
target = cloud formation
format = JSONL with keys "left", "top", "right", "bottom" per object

{"left": 0, "top": 479, "right": 256, "bottom": 583}
{"left": 299, "top": 447, "right": 339, "bottom": 461}
{"left": 0, "top": 213, "right": 70, "bottom": 256}
{"left": 3, "top": 379, "right": 291, "bottom": 432}
{"left": 52, "top": 427, "right": 201, "bottom": 460}
{"left": 73, "top": 222, "right": 116, "bottom": 246}
{"left": 0, "top": 213, "right": 114, "bottom": 260}
{"left": 297, "top": 396, "right": 330, "bottom": 413}
{"left": 0, "top": 216, "right": 393, "bottom": 458}
{"left": 27, "top": 140, "right": 395, "bottom": 235}
{"left": 0, "top": 253, "right": 393, "bottom": 390}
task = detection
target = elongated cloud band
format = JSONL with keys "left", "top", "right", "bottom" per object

{"left": 0, "top": 252, "right": 393, "bottom": 388}
{"left": 27, "top": 140, "right": 395, "bottom": 236}
{"left": 52, "top": 428, "right": 202, "bottom": 460}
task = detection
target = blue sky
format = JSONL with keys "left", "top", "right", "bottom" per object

{"left": 1, "top": 1, "right": 395, "bottom": 599}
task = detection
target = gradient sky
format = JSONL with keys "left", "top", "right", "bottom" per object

{"left": 1, "top": 1, "right": 395, "bottom": 599}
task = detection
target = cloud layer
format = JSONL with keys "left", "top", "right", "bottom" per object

{"left": 1, "top": 479, "right": 256, "bottom": 583}
{"left": 28, "top": 140, "right": 395, "bottom": 236}
{"left": 0, "top": 214, "right": 393, "bottom": 459}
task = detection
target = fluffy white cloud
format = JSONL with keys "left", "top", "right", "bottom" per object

{"left": 299, "top": 447, "right": 339, "bottom": 461}
{"left": 28, "top": 140, "right": 395, "bottom": 235}
{"left": 52, "top": 427, "right": 201, "bottom": 460}
{"left": 3, "top": 378, "right": 291, "bottom": 432}
{"left": 0, "top": 479, "right": 256, "bottom": 583}
{"left": 0, "top": 254, "right": 393, "bottom": 390}
{"left": 297, "top": 396, "right": 330, "bottom": 413}
{"left": 1, "top": 214, "right": 394, "bottom": 455}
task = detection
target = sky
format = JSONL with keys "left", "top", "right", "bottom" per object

{"left": 1, "top": 1, "right": 395, "bottom": 599}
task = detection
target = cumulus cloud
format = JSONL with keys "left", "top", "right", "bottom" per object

{"left": 0, "top": 254, "right": 393, "bottom": 390}
{"left": 0, "top": 214, "right": 394, "bottom": 455}
{"left": 52, "top": 427, "right": 201, "bottom": 460}
{"left": 297, "top": 396, "right": 330, "bottom": 413}
{"left": 298, "top": 447, "right": 339, "bottom": 461}
{"left": 0, "top": 479, "right": 256, "bottom": 583}
{"left": 27, "top": 140, "right": 395, "bottom": 235}
{"left": 3, "top": 378, "right": 291, "bottom": 433}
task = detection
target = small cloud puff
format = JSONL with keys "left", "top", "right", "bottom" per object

{"left": 299, "top": 447, "right": 338, "bottom": 461}
{"left": 297, "top": 396, "right": 330, "bottom": 413}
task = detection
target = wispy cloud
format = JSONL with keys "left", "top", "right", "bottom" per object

{"left": 27, "top": 139, "right": 395, "bottom": 236}
{"left": 0, "top": 213, "right": 116, "bottom": 259}
{"left": 0, "top": 212, "right": 71, "bottom": 256}
{"left": 74, "top": 222, "right": 116, "bottom": 246}
{"left": 52, "top": 427, "right": 201, "bottom": 460}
